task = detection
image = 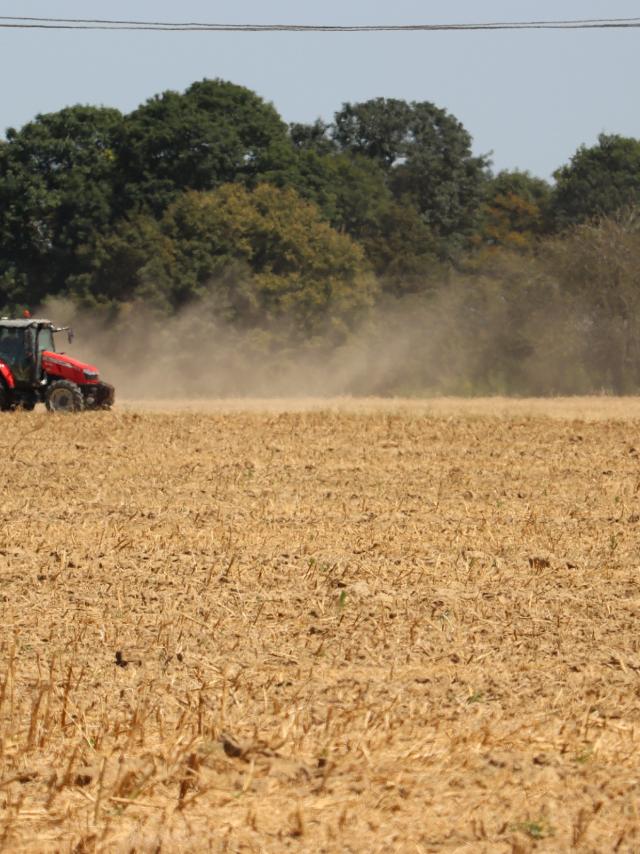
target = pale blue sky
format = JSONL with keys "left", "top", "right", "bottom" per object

{"left": 1, "top": 1, "right": 639, "bottom": 179}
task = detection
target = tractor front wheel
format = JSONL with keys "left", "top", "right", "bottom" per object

{"left": 45, "top": 380, "right": 84, "bottom": 413}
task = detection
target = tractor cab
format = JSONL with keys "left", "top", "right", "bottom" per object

{"left": 0, "top": 318, "right": 114, "bottom": 412}
{"left": 0, "top": 320, "right": 62, "bottom": 383}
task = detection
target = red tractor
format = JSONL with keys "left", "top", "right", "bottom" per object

{"left": 0, "top": 317, "right": 114, "bottom": 412}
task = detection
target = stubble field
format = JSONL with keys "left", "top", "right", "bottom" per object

{"left": 1, "top": 398, "right": 640, "bottom": 852}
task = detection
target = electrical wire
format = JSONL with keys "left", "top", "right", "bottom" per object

{"left": 0, "top": 15, "right": 639, "bottom": 32}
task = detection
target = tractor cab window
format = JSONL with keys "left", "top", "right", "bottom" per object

{"left": 0, "top": 327, "right": 33, "bottom": 383}
{"left": 0, "top": 327, "right": 26, "bottom": 366}
{"left": 37, "top": 327, "right": 55, "bottom": 353}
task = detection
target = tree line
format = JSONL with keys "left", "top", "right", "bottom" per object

{"left": 2, "top": 78, "right": 640, "bottom": 393}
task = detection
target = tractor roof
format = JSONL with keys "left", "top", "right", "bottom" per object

{"left": 0, "top": 318, "right": 53, "bottom": 328}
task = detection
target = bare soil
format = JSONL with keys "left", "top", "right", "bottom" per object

{"left": 1, "top": 399, "right": 639, "bottom": 851}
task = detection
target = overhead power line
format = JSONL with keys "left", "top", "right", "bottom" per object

{"left": 0, "top": 14, "right": 639, "bottom": 32}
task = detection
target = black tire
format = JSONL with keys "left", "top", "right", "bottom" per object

{"left": 19, "top": 396, "right": 37, "bottom": 411}
{"left": 45, "top": 380, "right": 84, "bottom": 413}
{"left": 97, "top": 381, "right": 115, "bottom": 410}
{"left": 0, "top": 379, "right": 12, "bottom": 412}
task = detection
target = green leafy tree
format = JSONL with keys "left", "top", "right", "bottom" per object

{"left": 0, "top": 105, "right": 123, "bottom": 306}
{"left": 80, "top": 184, "right": 376, "bottom": 340}
{"left": 333, "top": 98, "right": 490, "bottom": 251}
{"left": 116, "top": 79, "right": 294, "bottom": 214}
{"left": 359, "top": 202, "right": 441, "bottom": 295}
{"left": 551, "top": 134, "right": 640, "bottom": 228}
{"left": 68, "top": 214, "right": 175, "bottom": 312}
{"left": 489, "top": 170, "right": 551, "bottom": 206}
{"left": 473, "top": 170, "right": 552, "bottom": 253}
{"left": 265, "top": 150, "right": 390, "bottom": 232}
{"left": 263, "top": 149, "right": 440, "bottom": 289}
{"left": 160, "top": 184, "right": 377, "bottom": 338}
{"left": 289, "top": 120, "right": 337, "bottom": 155}
{"left": 333, "top": 98, "right": 413, "bottom": 167}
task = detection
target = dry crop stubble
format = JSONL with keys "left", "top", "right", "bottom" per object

{"left": 0, "top": 402, "right": 640, "bottom": 851}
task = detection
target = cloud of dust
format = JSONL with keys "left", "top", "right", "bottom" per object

{"left": 38, "top": 272, "right": 599, "bottom": 400}
{"left": 33, "top": 216, "right": 640, "bottom": 399}
{"left": 38, "top": 295, "right": 416, "bottom": 398}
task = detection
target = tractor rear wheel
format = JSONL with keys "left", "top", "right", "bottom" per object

{"left": 0, "top": 381, "right": 11, "bottom": 412}
{"left": 45, "top": 380, "right": 84, "bottom": 413}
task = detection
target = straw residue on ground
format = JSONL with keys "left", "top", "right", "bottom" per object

{"left": 0, "top": 402, "right": 639, "bottom": 851}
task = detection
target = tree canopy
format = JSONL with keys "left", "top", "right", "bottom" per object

{"left": 2, "top": 79, "right": 640, "bottom": 394}
{"left": 73, "top": 183, "right": 375, "bottom": 342}
{"left": 473, "top": 170, "right": 552, "bottom": 253}
{"left": 333, "top": 97, "right": 490, "bottom": 251}
{"left": 551, "top": 134, "right": 640, "bottom": 228}
{"left": 116, "top": 79, "right": 294, "bottom": 213}
{"left": 0, "top": 105, "right": 123, "bottom": 305}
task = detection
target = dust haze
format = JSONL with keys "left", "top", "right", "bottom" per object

{"left": 40, "top": 280, "right": 596, "bottom": 400}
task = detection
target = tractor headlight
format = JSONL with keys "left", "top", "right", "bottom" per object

{"left": 83, "top": 369, "right": 99, "bottom": 380}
